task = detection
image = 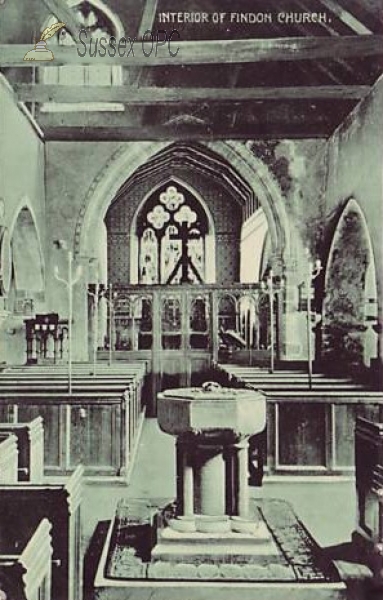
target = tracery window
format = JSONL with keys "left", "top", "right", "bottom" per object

{"left": 137, "top": 183, "right": 208, "bottom": 285}
{"left": 40, "top": 0, "right": 123, "bottom": 112}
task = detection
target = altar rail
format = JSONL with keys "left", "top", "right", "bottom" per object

{"left": 0, "top": 363, "right": 147, "bottom": 479}
{"left": 214, "top": 364, "right": 383, "bottom": 476}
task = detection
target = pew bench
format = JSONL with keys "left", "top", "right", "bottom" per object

{"left": 213, "top": 364, "right": 383, "bottom": 476}
{"left": 0, "top": 390, "right": 143, "bottom": 479}
{"left": 0, "top": 363, "right": 147, "bottom": 480}
{"left": 0, "top": 518, "right": 53, "bottom": 600}
{"left": 0, "top": 432, "right": 18, "bottom": 484}
{"left": 0, "top": 417, "right": 44, "bottom": 482}
{"left": 0, "top": 465, "right": 83, "bottom": 600}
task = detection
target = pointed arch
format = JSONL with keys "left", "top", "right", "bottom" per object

{"left": 9, "top": 200, "right": 45, "bottom": 293}
{"left": 75, "top": 141, "right": 291, "bottom": 274}
{"left": 322, "top": 197, "right": 378, "bottom": 368}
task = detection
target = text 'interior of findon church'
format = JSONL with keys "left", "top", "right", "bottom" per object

{"left": 0, "top": 1, "right": 383, "bottom": 599}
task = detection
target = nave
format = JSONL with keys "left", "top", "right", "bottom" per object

{"left": 1, "top": 0, "right": 383, "bottom": 598}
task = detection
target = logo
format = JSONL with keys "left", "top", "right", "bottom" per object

{"left": 24, "top": 22, "right": 65, "bottom": 62}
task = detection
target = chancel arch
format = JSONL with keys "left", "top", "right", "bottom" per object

{"left": 75, "top": 141, "right": 291, "bottom": 267}
{"left": 322, "top": 197, "right": 378, "bottom": 370}
{"left": 75, "top": 141, "right": 294, "bottom": 374}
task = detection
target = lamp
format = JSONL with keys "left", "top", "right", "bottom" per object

{"left": 260, "top": 269, "right": 284, "bottom": 373}
{"left": 53, "top": 242, "right": 82, "bottom": 394}
{"left": 306, "top": 252, "right": 322, "bottom": 388}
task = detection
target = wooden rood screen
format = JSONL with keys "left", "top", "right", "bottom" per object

{"left": 90, "top": 283, "right": 280, "bottom": 408}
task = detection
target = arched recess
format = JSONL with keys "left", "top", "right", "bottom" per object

{"left": 322, "top": 198, "right": 378, "bottom": 369}
{"left": 128, "top": 178, "right": 216, "bottom": 284}
{"left": 75, "top": 141, "right": 291, "bottom": 273}
{"left": 9, "top": 202, "right": 45, "bottom": 294}
{"left": 40, "top": 0, "right": 124, "bottom": 112}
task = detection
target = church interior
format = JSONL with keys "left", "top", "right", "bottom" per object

{"left": 0, "top": 1, "right": 383, "bottom": 599}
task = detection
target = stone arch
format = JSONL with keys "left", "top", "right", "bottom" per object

{"left": 322, "top": 197, "right": 378, "bottom": 370}
{"left": 9, "top": 199, "right": 45, "bottom": 293}
{"left": 128, "top": 176, "right": 216, "bottom": 284}
{"left": 74, "top": 141, "right": 291, "bottom": 272}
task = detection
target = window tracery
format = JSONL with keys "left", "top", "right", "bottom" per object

{"left": 137, "top": 183, "right": 208, "bottom": 285}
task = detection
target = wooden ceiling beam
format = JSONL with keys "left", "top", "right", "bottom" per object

{"left": 318, "top": 0, "right": 373, "bottom": 34}
{"left": 335, "top": 0, "right": 382, "bottom": 34}
{"left": 41, "top": 125, "right": 331, "bottom": 141}
{"left": 286, "top": 2, "right": 361, "bottom": 82}
{"left": 36, "top": 96, "right": 356, "bottom": 141}
{"left": 15, "top": 84, "right": 371, "bottom": 104}
{"left": 137, "top": 0, "right": 159, "bottom": 38}
{"left": 2, "top": 35, "right": 382, "bottom": 67}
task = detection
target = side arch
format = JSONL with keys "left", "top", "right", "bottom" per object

{"left": 322, "top": 197, "right": 378, "bottom": 369}
{"left": 8, "top": 199, "right": 45, "bottom": 293}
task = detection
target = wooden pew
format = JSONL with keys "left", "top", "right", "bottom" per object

{"left": 216, "top": 364, "right": 367, "bottom": 390}
{"left": 0, "top": 518, "right": 53, "bottom": 600}
{"left": 0, "top": 465, "right": 83, "bottom": 600}
{"left": 0, "top": 433, "right": 18, "bottom": 484}
{"left": 0, "top": 365, "right": 146, "bottom": 478}
{"left": 214, "top": 363, "right": 383, "bottom": 475}
{"left": 0, "top": 417, "right": 44, "bottom": 482}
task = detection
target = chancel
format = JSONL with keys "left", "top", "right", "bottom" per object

{"left": 0, "top": 1, "right": 383, "bottom": 599}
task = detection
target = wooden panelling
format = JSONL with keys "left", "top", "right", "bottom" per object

{"left": 17, "top": 404, "right": 63, "bottom": 469}
{"left": 277, "top": 403, "right": 327, "bottom": 467}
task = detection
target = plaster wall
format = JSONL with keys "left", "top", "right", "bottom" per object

{"left": 324, "top": 76, "right": 383, "bottom": 314}
{"left": 0, "top": 78, "right": 45, "bottom": 364}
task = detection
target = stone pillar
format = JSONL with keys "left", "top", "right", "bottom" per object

{"left": 235, "top": 438, "right": 250, "bottom": 519}
{"left": 72, "top": 255, "right": 92, "bottom": 362}
{"left": 224, "top": 445, "right": 237, "bottom": 516}
{"left": 182, "top": 446, "right": 194, "bottom": 517}
{"left": 176, "top": 438, "right": 195, "bottom": 517}
{"left": 199, "top": 444, "right": 225, "bottom": 516}
{"left": 280, "top": 260, "right": 307, "bottom": 361}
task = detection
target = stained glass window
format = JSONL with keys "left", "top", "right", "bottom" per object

{"left": 137, "top": 183, "right": 208, "bottom": 285}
